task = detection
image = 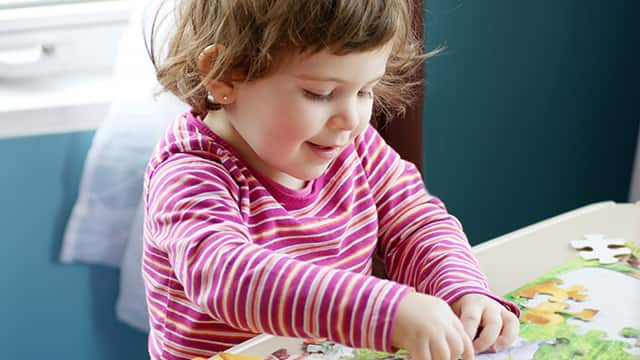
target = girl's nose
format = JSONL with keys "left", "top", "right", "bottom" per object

{"left": 329, "top": 99, "right": 360, "bottom": 131}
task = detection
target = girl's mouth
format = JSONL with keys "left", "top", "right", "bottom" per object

{"left": 306, "top": 142, "right": 342, "bottom": 159}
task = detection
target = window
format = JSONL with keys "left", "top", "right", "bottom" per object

{"left": 0, "top": 0, "right": 130, "bottom": 136}
{"left": 0, "top": 0, "right": 130, "bottom": 77}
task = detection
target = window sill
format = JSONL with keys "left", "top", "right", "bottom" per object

{"left": 0, "top": 71, "right": 113, "bottom": 138}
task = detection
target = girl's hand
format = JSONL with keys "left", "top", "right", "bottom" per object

{"left": 391, "top": 292, "right": 474, "bottom": 360}
{"left": 450, "top": 294, "right": 519, "bottom": 354}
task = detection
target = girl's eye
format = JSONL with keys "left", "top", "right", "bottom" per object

{"left": 358, "top": 90, "right": 374, "bottom": 99}
{"left": 303, "top": 89, "right": 333, "bottom": 102}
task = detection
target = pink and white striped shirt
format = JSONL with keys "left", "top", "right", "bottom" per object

{"left": 143, "top": 111, "right": 517, "bottom": 360}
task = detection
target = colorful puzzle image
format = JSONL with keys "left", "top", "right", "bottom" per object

{"left": 493, "top": 238, "right": 640, "bottom": 360}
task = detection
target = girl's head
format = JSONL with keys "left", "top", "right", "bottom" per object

{"left": 150, "top": 0, "right": 428, "bottom": 118}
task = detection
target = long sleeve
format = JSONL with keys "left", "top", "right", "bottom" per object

{"left": 354, "top": 126, "right": 519, "bottom": 314}
{"left": 144, "top": 154, "right": 412, "bottom": 353}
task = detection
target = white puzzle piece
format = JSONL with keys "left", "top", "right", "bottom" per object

{"left": 570, "top": 234, "right": 631, "bottom": 264}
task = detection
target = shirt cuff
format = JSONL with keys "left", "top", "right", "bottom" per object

{"left": 443, "top": 288, "right": 521, "bottom": 318}
{"left": 372, "top": 282, "right": 413, "bottom": 353}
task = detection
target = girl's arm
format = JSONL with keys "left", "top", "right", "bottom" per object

{"left": 145, "top": 156, "right": 411, "bottom": 352}
{"left": 355, "top": 125, "right": 518, "bottom": 314}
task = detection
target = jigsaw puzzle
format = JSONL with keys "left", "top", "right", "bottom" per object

{"left": 512, "top": 279, "right": 587, "bottom": 302}
{"left": 570, "top": 234, "right": 631, "bottom": 264}
{"left": 502, "top": 238, "right": 640, "bottom": 359}
{"left": 520, "top": 300, "right": 598, "bottom": 325}
{"left": 513, "top": 278, "right": 598, "bottom": 325}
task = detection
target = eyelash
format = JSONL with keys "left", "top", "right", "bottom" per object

{"left": 302, "top": 89, "right": 374, "bottom": 102}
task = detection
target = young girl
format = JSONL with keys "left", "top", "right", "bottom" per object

{"left": 143, "top": 1, "right": 520, "bottom": 359}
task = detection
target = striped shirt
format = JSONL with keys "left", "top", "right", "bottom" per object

{"left": 143, "top": 111, "right": 518, "bottom": 360}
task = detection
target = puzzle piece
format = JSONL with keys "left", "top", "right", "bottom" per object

{"left": 520, "top": 300, "right": 598, "bottom": 325}
{"left": 270, "top": 348, "right": 291, "bottom": 360}
{"left": 207, "top": 354, "right": 265, "bottom": 360}
{"left": 620, "top": 327, "right": 640, "bottom": 347}
{"left": 513, "top": 279, "right": 588, "bottom": 302}
{"left": 570, "top": 234, "right": 631, "bottom": 264}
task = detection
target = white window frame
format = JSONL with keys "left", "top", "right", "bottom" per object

{"left": 0, "top": 0, "right": 131, "bottom": 137}
{"left": 0, "top": 0, "right": 130, "bottom": 30}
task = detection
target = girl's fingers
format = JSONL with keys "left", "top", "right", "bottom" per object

{"left": 447, "top": 329, "right": 474, "bottom": 360}
{"left": 429, "top": 337, "right": 450, "bottom": 360}
{"left": 446, "top": 332, "right": 463, "bottom": 360}
{"left": 452, "top": 319, "right": 475, "bottom": 360}
{"left": 458, "top": 306, "right": 482, "bottom": 341}
{"left": 473, "top": 311, "right": 502, "bottom": 353}
{"left": 459, "top": 324, "right": 475, "bottom": 360}
{"left": 495, "top": 310, "right": 520, "bottom": 350}
{"left": 412, "top": 340, "right": 432, "bottom": 360}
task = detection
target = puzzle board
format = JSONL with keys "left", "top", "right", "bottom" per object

{"left": 479, "top": 242, "right": 640, "bottom": 360}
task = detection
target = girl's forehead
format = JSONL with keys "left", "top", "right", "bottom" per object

{"left": 278, "top": 45, "right": 392, "bottom": 78}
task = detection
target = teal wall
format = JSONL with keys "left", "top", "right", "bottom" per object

{"left": 424, "top": 1, "right": 640, "bottom": 244}
{"left": 0, "top": 132, "right": 147, "bottom": 358}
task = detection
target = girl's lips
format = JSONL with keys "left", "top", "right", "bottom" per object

{"left": 306, "top": 142, "right": 342, "bottom": 159}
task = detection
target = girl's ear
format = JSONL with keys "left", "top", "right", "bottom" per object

{"left": 197, "top": 44, "right": 237, "bottom": 105}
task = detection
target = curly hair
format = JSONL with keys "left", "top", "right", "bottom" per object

{"left": 148, "top": 0, "right": 435, "bottom": 118}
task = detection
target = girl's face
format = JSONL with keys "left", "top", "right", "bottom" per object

{"left": 208, "top": 45, "right": 391, "bottom": 189}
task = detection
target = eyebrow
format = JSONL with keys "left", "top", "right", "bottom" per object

{"left": 294, "top": 74, "right": 384, "bottom": 85}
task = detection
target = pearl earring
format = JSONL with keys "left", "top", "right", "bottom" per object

{"left": 207, "top": 94, "right": 229, "bottom": 103}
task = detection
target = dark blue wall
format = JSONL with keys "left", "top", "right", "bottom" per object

{"left": 424, "top": 1, "right": 640, "bottom": 244}
{"left": 0, "top": 132, "right": 147, "bottom": 358}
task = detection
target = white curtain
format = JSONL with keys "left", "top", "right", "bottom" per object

{"left": 60, "top": 0, "right": 186, "bottom": 331}
{"left": 631, "top": 126, "right": 640, "bottom": 202}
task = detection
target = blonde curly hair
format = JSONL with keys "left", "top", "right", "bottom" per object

{"left": 149, "top": 0, "right": 434, "bottom": 118}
